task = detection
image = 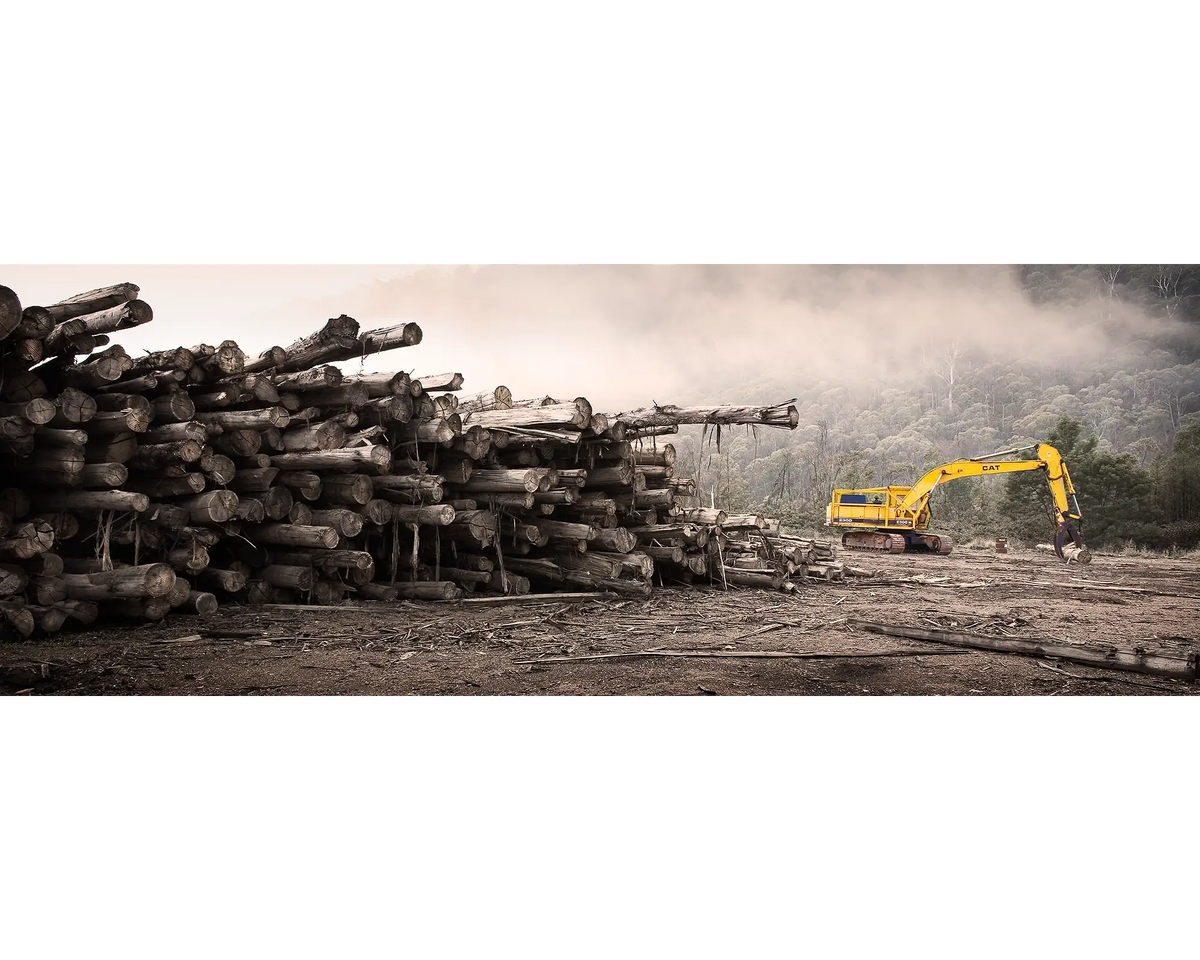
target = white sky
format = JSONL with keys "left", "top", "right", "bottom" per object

{"left": 2, "top": 262, "right": 686, "bottom": 412}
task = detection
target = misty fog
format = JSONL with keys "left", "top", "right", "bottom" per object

{"left": 286, "top": 265, "right": 1191, "bottom": 411}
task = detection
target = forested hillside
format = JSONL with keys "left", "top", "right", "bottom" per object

{"left": 669, "top": 265, "right": 1200, "bottom": 549}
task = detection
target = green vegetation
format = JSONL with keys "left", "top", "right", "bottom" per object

{"left": 672, "top": 265, "right": 1200, "bottom": 549}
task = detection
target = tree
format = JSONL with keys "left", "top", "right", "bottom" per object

{"left": 1001, "top": 417, "right": 1163, "bottom": 548}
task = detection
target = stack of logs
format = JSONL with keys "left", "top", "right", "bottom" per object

{"left": 0, "top": 279, "right": 805, "bottom": 638}
{"left": 718, "top": 523, "right": 843, "bottom": 589}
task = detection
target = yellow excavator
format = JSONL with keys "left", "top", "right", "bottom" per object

{"left": 826, "top": 442, "right": 1089, "bottom": 563}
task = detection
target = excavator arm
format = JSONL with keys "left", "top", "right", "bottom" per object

{"left": 896, "top": 443, "right": 1086, "bottom": 559}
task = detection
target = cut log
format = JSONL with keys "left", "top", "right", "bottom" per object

{"left": 228, "top": 466, "right": 280, "bottom": 493}
{"left": 319, "top": 473, "right": 374, "bottom": 506}
{"left": 392, "top": 580, "right": 462, "bottom": 601}
{"left": 167, "top": 544, "right": 210, "bottom": 573}
{"left": 268, "top": 445, "right": 391, "bottom": 472}
{"left": 278, "top": 471, "right": 323, "bottom": 501}
{"left": 31, "top": 490, "right": 149, "bottom": 514}
{"left": 49, "top": 300, "right": 153, "bottom": 346}
{"left": 590, "top": 526, "right": 638, "bottom": 554}
{"left": 177, "top": 490, "right": 239, "bottom": 524}
{"left": 249, "top": 524, "right": 340, "bottom": 549}
{"left": 308, "top": 508, "right": 363, "bottom": 538}
{"left": 183, "top": 591, "right": 220, "bottom": 616}
{"left": 281, "top": 420, "right": 345, "bottom": 452}
{"left": 247, "top": 487, "right": 293, "bottom": 521}
{"left": 130, "top": 440, "right": 204, "bottom": 471}
{"left": 261, "top": 564, "right": 314, "bottom": 591}
{"left": 391, "top": 504, "right": 456, "bottom": 526}
{"left": 243, "top": 345, "right": 288, "bottom": 374}
{"left": 0, "top": 600, "right": 35, "bottom": 637}
{"left": 350, "top": 322, "right": 423, "bottom": 356}
{"left": 61, "top": 563, "right": 176, "bottom": 600}
{"left": 191, "top": 340, "right": 245, "bottom": 379}
{"left": 197, "top": 568, "right": 248, "bottom": 593}
{"left": 80, "top": 407, "right": 153, "bottom": 435}
{"left": 350, "top": 497, "right": 389, "bottom": 526}
{"left": 271, "top": 364, "right": 343, "bottom": 392}
{"left": 350, "top": 582, "right": 395, "bottom": 601}
{"left": 0, "top": 398, "right": 56, "bottom": 426}
{"left": 343, "top": 371, "right": 410, "bottom": 397}
{"left": 13, "top": 444, "right": 84, "bottom": 487}
{"left": 0, "top": 564, "right": 28, "bottom": 597}
{"left": 194, "top": 407, "right": 290, "bottom": 430}
{"left": 127, "top": 474, "right": 207, "bottom": 498}
{"left": 43, "top": 283, "right": 140, "bottom": 323}
{"left": 482, "top": 571, "right": 531, "bottom": 595}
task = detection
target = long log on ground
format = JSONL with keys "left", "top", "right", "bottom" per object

{"left": 851, "top": 620, "right": 1198, "bottom": 680}
{"left": 720, "top": 568, "right": 787, "bottom": 590}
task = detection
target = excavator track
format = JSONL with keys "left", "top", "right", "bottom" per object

{"left": 841, "top": 531, "right": 907, "bottom": 553}
{"left": 913, "top": 534, "right": 955, "bottom": 555}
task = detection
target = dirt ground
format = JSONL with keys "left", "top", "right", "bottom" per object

{"left": 2, "top": 546, "right": 1198, "bottom": 696}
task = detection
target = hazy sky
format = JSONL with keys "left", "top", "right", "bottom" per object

{"left": 2, "top": 265, "right": 1186, "bottom": 413}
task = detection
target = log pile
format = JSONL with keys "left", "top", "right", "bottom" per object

{"left": 715, "top": 525, "right": 843, "bottom": 590}
{"left": 0, "top": 279, "right": 803, "bottom": 636}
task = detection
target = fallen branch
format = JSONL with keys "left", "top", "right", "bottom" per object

{"left": 514, "top": 648, "right": 968, "bottom": 664}
{"left": 851, "top": 619, "right": 1197, "bottom": 680}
